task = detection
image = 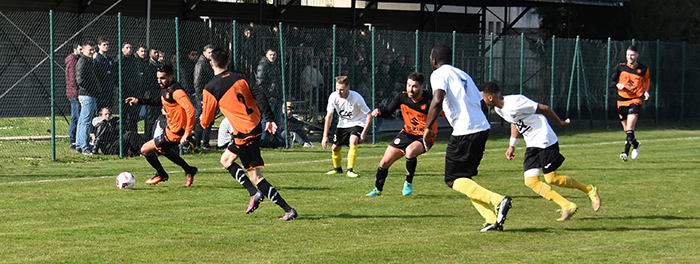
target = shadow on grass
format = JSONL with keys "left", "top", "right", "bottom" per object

{"left": 299, "top": 213, "right": 457, "bottom": 220}
{"left": 577, "top": 215, "right": 700, "bottom": 221}
{"left": 507, "top": 225, "right": 700, "bottom": 233}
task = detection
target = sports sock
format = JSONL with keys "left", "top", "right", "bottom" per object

{"left": 624, "top": 130, "right": 634, "bottom": 154}
{"left": 145, "top": 153, "right": 168, "bottom": 177}
{"left": 405, "top": 157, "right": 417, "bottom": 184}
{"left": 332, "top": 149, "right": 342, "bottom": 169}
{"left": 628, "top": 130, "right": 639, "bottom": 148}
{"left": 544, "top": 171, "right": 593, "bottom": 194}
{"left": 256, "top": 179, "right": 292, "bottom": 212}
{"left": 347, "top": 145, "right": 358, "bottom": 170}
{"left": 452, "top": 178, "right": 503, "bottom": 223}
{"left": 163, "top": 148, "right": 193, "bottom": 171}
{"left": 375, "top": 166, "right": 388, "bottom": 191}
{"left": 227, "top": 163, "right": 259, "bottom": 196}
{"left": 525, "top": 176, "right": 571, "bottom": 209}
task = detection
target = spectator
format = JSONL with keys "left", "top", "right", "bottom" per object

{"left": 192, "top": 44, "right": 215, "bottom": 150}
{"left": 94, "top": 37, "right": 117, "bottom": 110}
{"left": 120, "top": 42, "right": 140, "bottom": 133}
{"left": 65, "top": 43, "right": 82, "bottom": 150}
{"left": 277, "top": 102, "right": 314, "bottom": 148}
{"left": 256, "top": 49, "right": 281, "bottom": 100}
{"left": 75, "top": 40, "right": 100, "bottom": 155}
{"left": 91, "top": 107, "right": 144, "bottom": 156}
{"left": 180, "top": 50, "right": 198, "bottom": 97}
{"left": 143, "top": 47, "right": 162, "bottom": 138}
{"left": 301, "top": 58, "right": 324, "bottom": 109}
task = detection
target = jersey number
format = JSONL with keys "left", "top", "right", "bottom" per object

{"left": 237, "top": 93, "right": 254, "bottom": 115}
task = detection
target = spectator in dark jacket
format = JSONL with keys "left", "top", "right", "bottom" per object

{"left": 192, "top": 45, "right": 215, "bottom": 150}
{"left": 120, "top": 42, "right": 140, "bottom": 132}
{"left": 91, "top": 107, "right": 144, "bottom": 156}
{"left": 94, "top": 37, "right": 117, "bottom": 110}
{"left": 65, "top": 43, "right": 82, "bottom": 149}
{"left": 256, "top": 49, "right": 281, "bottom": 100}
{"left": 75, "top": 41, "right": 100, "bottom": 155}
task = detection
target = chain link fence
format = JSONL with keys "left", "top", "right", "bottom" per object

{"left": 1, "top": 10, "right": 699, "bottom": 160}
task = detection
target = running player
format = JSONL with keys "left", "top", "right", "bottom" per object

{"left": 422, "top": 45, "right": 512, "bottom": 232}
{"left": 322, "top": 76, "right": 373, "bottom": 178}
{"left": 200, "top": 48, "right": 297, "bottom": 221}
{"left": 125, "top": 62, "right": 198, "bottom": 187}
{"left": 365, "top": 72, "right": 435, "bottom": 196}
{"left": 611, "top": 45, "right": 650, "bottom": 162}
{"left": 480, "top": 82, "right": 601, "bottom": 221}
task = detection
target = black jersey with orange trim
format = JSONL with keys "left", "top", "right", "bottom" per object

{"left": 377, "top": 90, "right": 436, "bottom": 136}
{"left": 610, "top": 62, "right": 650, "bottom": 106}
{"left": 139, "top": 81, "right": 196, "bottom": 141}
{"left": 201, "top": 70, "right": 274, "bottom": 142}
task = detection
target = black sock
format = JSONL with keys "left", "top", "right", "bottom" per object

{"left": 164, "top": 148, "right": 193, "bottom": 171}
{"left": 256, "top": 179, "right": 292, "bottom": 212}
{"left": 405, "top": 157, "right": 417, "bottom": 184}
{"left": 145, "top": 153, "right": 168, "bottom": 177}
{"left": 624, "top": 130, "right": 634, "bottom": 154}
{"left": 628, "top": 130, "right": 639, "bottom": 148}
{"left": 375, "top": 166, "right": 388, "bottom": 191}
{"left": 227, "top": 163, "right": 259, "bottom": 196}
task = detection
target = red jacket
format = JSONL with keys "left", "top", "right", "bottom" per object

{"left": 64, "top": 53, "right": 80, "bottom": 98}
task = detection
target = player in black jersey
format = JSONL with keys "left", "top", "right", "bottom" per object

{"left": 366, "top": 72, "right": 436, "bottom": 196}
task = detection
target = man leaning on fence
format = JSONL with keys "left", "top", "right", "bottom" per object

{"left": 75, "top": 41, "right": 101, "bottom": 155}
{"left": 65, "top": 43, "right": 82, "bottom": 150}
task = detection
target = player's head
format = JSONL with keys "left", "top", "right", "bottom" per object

{"left": 626, "top": 45, "right": 638, "bottom": 65}
{"left": 335, "top": 75, "right": 351, "bottom": 98}
{"left": 406, "top": 72, "right": 424, "bottom": 100}
{"left": 156, "top": 61, "right": 174, "bottom": 89}
{"left": 203, "top": 44, "right": 214, "bottom": 60}
{"left": 81, "top": 40, "right": 96, "bottom": 58}
{"left": 210, "top": 48, "right": 230, "bottom": 70}
{"left": 479, "top": 81, "right": 502, "bottom": 108}
{"left": 430, "top": 45, "right": 452, "bottom": 69}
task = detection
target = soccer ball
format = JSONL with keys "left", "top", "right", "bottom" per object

{"left": 116, "top": 172, "right": 135, "bottom": 189}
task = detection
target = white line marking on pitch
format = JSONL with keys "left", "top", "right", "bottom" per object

{"left": 2, "top": 136, "right": 697, "bottom": 186}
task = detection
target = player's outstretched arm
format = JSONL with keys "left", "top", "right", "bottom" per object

{"left": 422, "top": 89, "right": 445, "bottom": 151}
{"left": 536, "top": 103, "right": 570, "bottom": 128}
{"left": 124, "top": 97, "right": 138, "bottom": 105}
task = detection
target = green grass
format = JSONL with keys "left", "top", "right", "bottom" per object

{"left": 1, "top": 127, "right": 699, "bottom": 263}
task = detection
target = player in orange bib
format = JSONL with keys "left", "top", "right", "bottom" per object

{"left": 610, "top": 45, "right": 650, "bottom": 162}
{"left": 365, "top": 72, "right": 436, "bottom": 197}
{"left": 200, "top": 48, "right": 297, "bottom": 221}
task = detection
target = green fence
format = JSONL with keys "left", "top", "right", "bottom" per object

{"left": 1, "top": 10, "right": 699, "bottom": 160}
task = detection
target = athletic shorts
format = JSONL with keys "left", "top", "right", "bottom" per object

{"left": 618, "top": 103, "right": 640, "bottom": 121}
{"left": 154, "top": 133, "right": 180, "bottom": 154}
{"left": 444, "top": 129, "right": 490, "bottom": 185}
{"left": 523, "top": 142, "right": 565, "bottom": 174}
{"left": 389, "top": 131, "right": 423, "bottom": 154}
{"left": 333, "top": 126, "right": 364, "bottom": 146}
{"left": 227, "top": 135, "right": 264, "bottom": 170}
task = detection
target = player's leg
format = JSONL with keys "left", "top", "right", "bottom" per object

{"left": 366, "top": 146, "right": 404, "bottom": 196}
{"left": 327, "top": 144, "right": 344, "bottom": 174}
{"left": 162, "top": 146, "right": 198, "bottom": 187}
{"left": 141, "top": 138, "right": 169, "bottom": 184}
{"left": 221, "top": 145, "right": 264, "bottom": 214}
{"left": 626, "top": 108, "right": 641, "bottom": 158}
{"left": 403, "top": 140, "right": 426, "bottom": 195}
{"left": 248, "top": 168, "right": 297, "bottom": 220}
{"left": 618, "top": 105, "right": 631, "bottom": 161}
{"left": 346, "top": 133, "right": 360, "bottom": 177}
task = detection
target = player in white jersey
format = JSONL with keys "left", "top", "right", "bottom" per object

{"left": 480, "top": 81, "right": 601, "bottom": 221}
{"left": 423, "top": 45, "right": 512, "bottom": 232}
{"left": 322, "top": 76, "right": 373, "bottom": 178}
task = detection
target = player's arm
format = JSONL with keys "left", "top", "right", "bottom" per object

{"left": 200, "top": 90, "right": 218, "bottom": 129}
{"left": 535, "top": 103, "right": 570, "bottom": 128}
{"left": 506, "top": 125, "right": 520, "bottom": 160}
{"left": 610, "top": 66, "right": 624, "bottom": 90}
{"left": 360, "top": 112, "right": 373, "bottom": 143}
{"left": 374, "top": 93, "right": 402, "bottom": 118}
{"left": 321, "top": 111, "right": 333, "bottom": 149}
{"left": 643, "top": 69, "right": 651, "bottom": 100}
{"left": 423, "top": 89, "right": 444, "bottom": 151}
{"left": 249, "top": 79, "right": 277, "bottom": 133}
{"left": 173, "top": 89, "right": 196, "bottom": 144}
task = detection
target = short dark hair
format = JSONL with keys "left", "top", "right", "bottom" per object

{"left": 97, "top": 37, "right": 109, "bottom": 45}
{"left": 82, "top": 40, "right": 96, "bottom": 48}
{"left": 138, "top": 43, "right": 147, "bottom": 50}
{"left": 72, "top": 43, "right": 81, "bottom": 50}
{"left": 211, "top": 48, "right": 229, "bottom": 69}
{"left": 335, "top": 75, "right": 350, "bottom": 86}
{"left": 407, "top": 72, "right": 424, "bottom": 85}
{"left": 627, "top": 45, "right": 638, "bottom": 53}
{"left": 479, "top": 81, "right": 501, "bottom": 94}
{"left": 204, "top": 44, "right": 214, "bottom": 51}
{"left": 157, "top": 61, "right": 174, "bottom": 76}
{"left": 431, "top": 44, "right": 452, "bottom": 64}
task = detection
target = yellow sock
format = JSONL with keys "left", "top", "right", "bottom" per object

{"left": 452, "top": 178, "right": 503, "bottom": 223}
{"left": 525, "top": 176, "right": 571, "bottom": 209}
{"left": 332, "top": 150, "right": 342, "bottom": 169}
{"left": 544, "top": 171, "right": 592, "bottom": 193}
{"left": 347, "top": 145, "right": 358, "bottom": 170}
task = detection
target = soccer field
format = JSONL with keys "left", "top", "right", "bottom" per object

{"left": 1, "top": 127, "right": 699, "bottom": 263}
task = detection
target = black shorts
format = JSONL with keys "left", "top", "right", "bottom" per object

{"left": 389, "top": 131, "right": 423, "bottom": 154}
{"left": 333, "top": 126, "right": 364, "bottom": 146}
{"left": 523, "top": 143, "right": 565, "bottom": 174}
{"left": 227, "top": 136, "right": 264, "bottom": 170}
{"left": 618, "top": 103, "right": 640, "bottom": 121}
{"left": 444, "top": 130, "right": 490, "bottom": 185}
{"left": 154, "top": 133, "right": 179, "bottom": 154}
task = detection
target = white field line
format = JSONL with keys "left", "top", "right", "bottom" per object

{"left": 2, "top": 136, "right": 697, "bottom": 186}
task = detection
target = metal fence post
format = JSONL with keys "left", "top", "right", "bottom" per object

{"left": 50, "top": 10, "right": 56, "bottom": 161}
{"left": 655, "top": 39, "right": 660, "bottom": 124}
{"left": 118, "top": 13, "right": 124, "bottom": 158}
{"left": 606, "top": 37, "right": 611, "bottom": 128}
{"left": 415, "top": 30, "right": 419, "bottom": 73}
{"left": 550, "top": 35, "right": 555, "bottom": 109}
{"left": 279, "top": 22, "right": 289, "bottom": 148}
{"left": 452, "top": 30, "right": 456, "bottom": 67}
{"left": 232, "top": 20, "right": 237, "bottom": 69}
{"left": 489, "top": 33, "right": 493, "bottom": 81}
{"left": 681, "top": 41, "right": 685, "bottom": 123}
{"left": 371, "top": 27, "right": 376, "bottom": 144}
{"left": 520, "top": 33, "right": 524, "bottom": 94}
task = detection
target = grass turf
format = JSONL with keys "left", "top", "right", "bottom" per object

{"left": 0, "top": 127, "right": 699, "bottom": 263}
